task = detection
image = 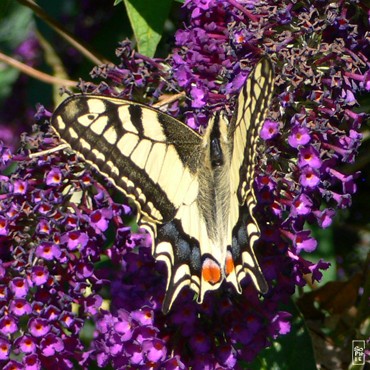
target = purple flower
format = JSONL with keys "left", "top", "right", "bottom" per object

{"left": 13, "top": 180, "right": 28, "bottom": 195}
{"left": 9, "top": 277, "right": 29, "bottom": 298}
{"left": 260, "top": 120, "right": 280, "bottom": 140}
{"left": 40, "top": 333, "right": 64, "bottom": 356}
{"left": 30, "top": 266, "right": 49, "bottom": 286}
{"left": 15, "top": 335, "right": 36, "bottom": 354}
{"left": 89, "top": 209, "right": 112, "bottom": 232}
{"left": 9, "top": 299, "right": 32, "bottom": 316}
{"left": 62, "top": 231, "right": 89, "bottom": 251}
{"left": 0, "top": 216, "right": 8, "bottom": 236}
{"left": 35, "top": 242, "right": 61, "bottom": 261}
{"left": 288, "top": 126, "right": 311, "bottom": 147}
{"left": 0, "top": 315, "right": 18, "bottom": 335}
{"left": 298, "top": 146, "right": 322, "bottom": 169}
{"left": 28, "top": 318, "right": 51, "bottom": 337}
{"left": 45, "top": 168, "right": 63, "bottom": 186}
{"left": 0, "top": 338, "right": 10, "bottom": 360}
{"left": 299, "top": 167, "right": 320, "bottom": 188}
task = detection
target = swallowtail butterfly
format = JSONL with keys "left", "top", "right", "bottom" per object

{"left": 51, "top": 58, "right": 274, "bottom": 313}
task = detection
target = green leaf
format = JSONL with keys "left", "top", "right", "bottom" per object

{"left": 113, "top": 0, "right": 123, "bottom": 5}
{"left": 123, "top": 0, "right": 173, "bottom": 57}
{"left": 0, "top": 1, "right": 34, "bottom": 52}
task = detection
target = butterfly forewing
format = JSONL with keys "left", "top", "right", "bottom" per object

{"left": 50, "top": 58, "right": 274, "bottom": 313}
{"left": 52, "top": 96, "right": 203, "bottom": 224}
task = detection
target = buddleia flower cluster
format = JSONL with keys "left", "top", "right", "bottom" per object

{"left": 0, "top": 0, "right": 368, "bottom": 369}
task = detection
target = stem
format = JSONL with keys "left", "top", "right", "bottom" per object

{"left": 0, "top": 51, "right": 77, "bottom": 87}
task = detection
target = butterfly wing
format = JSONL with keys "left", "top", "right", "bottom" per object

{"left": 52, "top": 95, "right": 203, "bottom": 225}
{"left": 227, "top": 58, "right": 274, "bottom": 293}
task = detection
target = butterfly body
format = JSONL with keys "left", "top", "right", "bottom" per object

{"left": 51, "top": 58, "right": 274, "bottom": 313}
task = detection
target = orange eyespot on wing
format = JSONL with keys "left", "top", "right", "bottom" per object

{"left": 202, "top": 258, "right": 222, "bottom": 285}
{"left": 225, "top": 252, "right": 235, "bottom": 276}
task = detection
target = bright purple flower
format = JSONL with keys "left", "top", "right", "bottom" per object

{"left": 23, "top": 354, "right": 41, "bottom": 370}
{"left": 313, "top": 208, "right": 336, "bottom": 229}
{"left": 15, "top": 335, "right": 36, "bottom": 354}
{"left": 0, "top": 315, "right": 18, "bottom": 335}
{"left": 9, "top": 277, "right": 29, "bottom": 298}
{"left": 260, "top": 120, "right": 280, "bottom": 140}
{"left": 40, "top": 333, "right": 64, "bottom": 356}
{"left": 30, "top": 266, "right": 49, "bottom": 286}
{"left": 290, "top": 193, "right": 313, "bottom": 217}
{"left": 190, "top": 84, "right": 208, "bottom": 108}
{"left": 270, "top": 312, "right": 292, "bottom": 338}
{"left": 62, "top": 231, "right": 89, "bottom": 250}
{"left": 35, "top": 242, "right": 61, "bottom": 260}
{"left": 217, "top": 345, "right": 237, "bottom": 368}
{"left": 0, "top": 337, "right": 10, "bottom": 360}
{"left": 131, "top": 307, "right": 154, "bottom": 326}
{"left": 44, "top": 305, "right": 60, "bottom": 321}
{"left": 143, "top": 339, "right": 167, "bottom": 362}
{"left": 83, "top": 294, "right": 102, "bottom": 315}
{"left": 89, "top": 209, "right": 112, "bottom": 232}
{"left": 128, "top": 343, "right": 145, "bottom": 364}
{"left": 309, "top": 260, "right": 331, "bottom": 282}
{"left": 0, "top": 285, "right": 8, "bottom": 301}
{"left": 288, "top": 126, "right": 311, "bottom": 147}
{"left": 45, "top": 167, "right": 62, "bottom": 186}
{"left": 294, "top": 231, "right": 318, "bottom": 253}
{"left": 298, "top": 146, "right": 322, "bottom": 169}
{"left": 0, "top": 216, "right": 8, "bottom": 236}
{"left": 299, "top": 167, "right": 320, "bottom": 188}
{"left": 9, "top": 299, "right": 32, "bottom": 316}
{"left": 36, "top": 219, "right": 51, "bottom": 235}
{"left": 13, "top": 180, "right": 28, "bottom": 195}
{"left": 59, "top": 312, "right": 75, "bottom": 329}
{"left": 28, "top": 318, "right": 51, "bottom": 337}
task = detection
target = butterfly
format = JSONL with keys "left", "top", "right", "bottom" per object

{"left": 51, "top": 58, "right": 274, "bottom": 313}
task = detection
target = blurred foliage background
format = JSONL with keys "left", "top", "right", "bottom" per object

{"left": 0, "top": 1, "right": 368, "bottom": 369}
